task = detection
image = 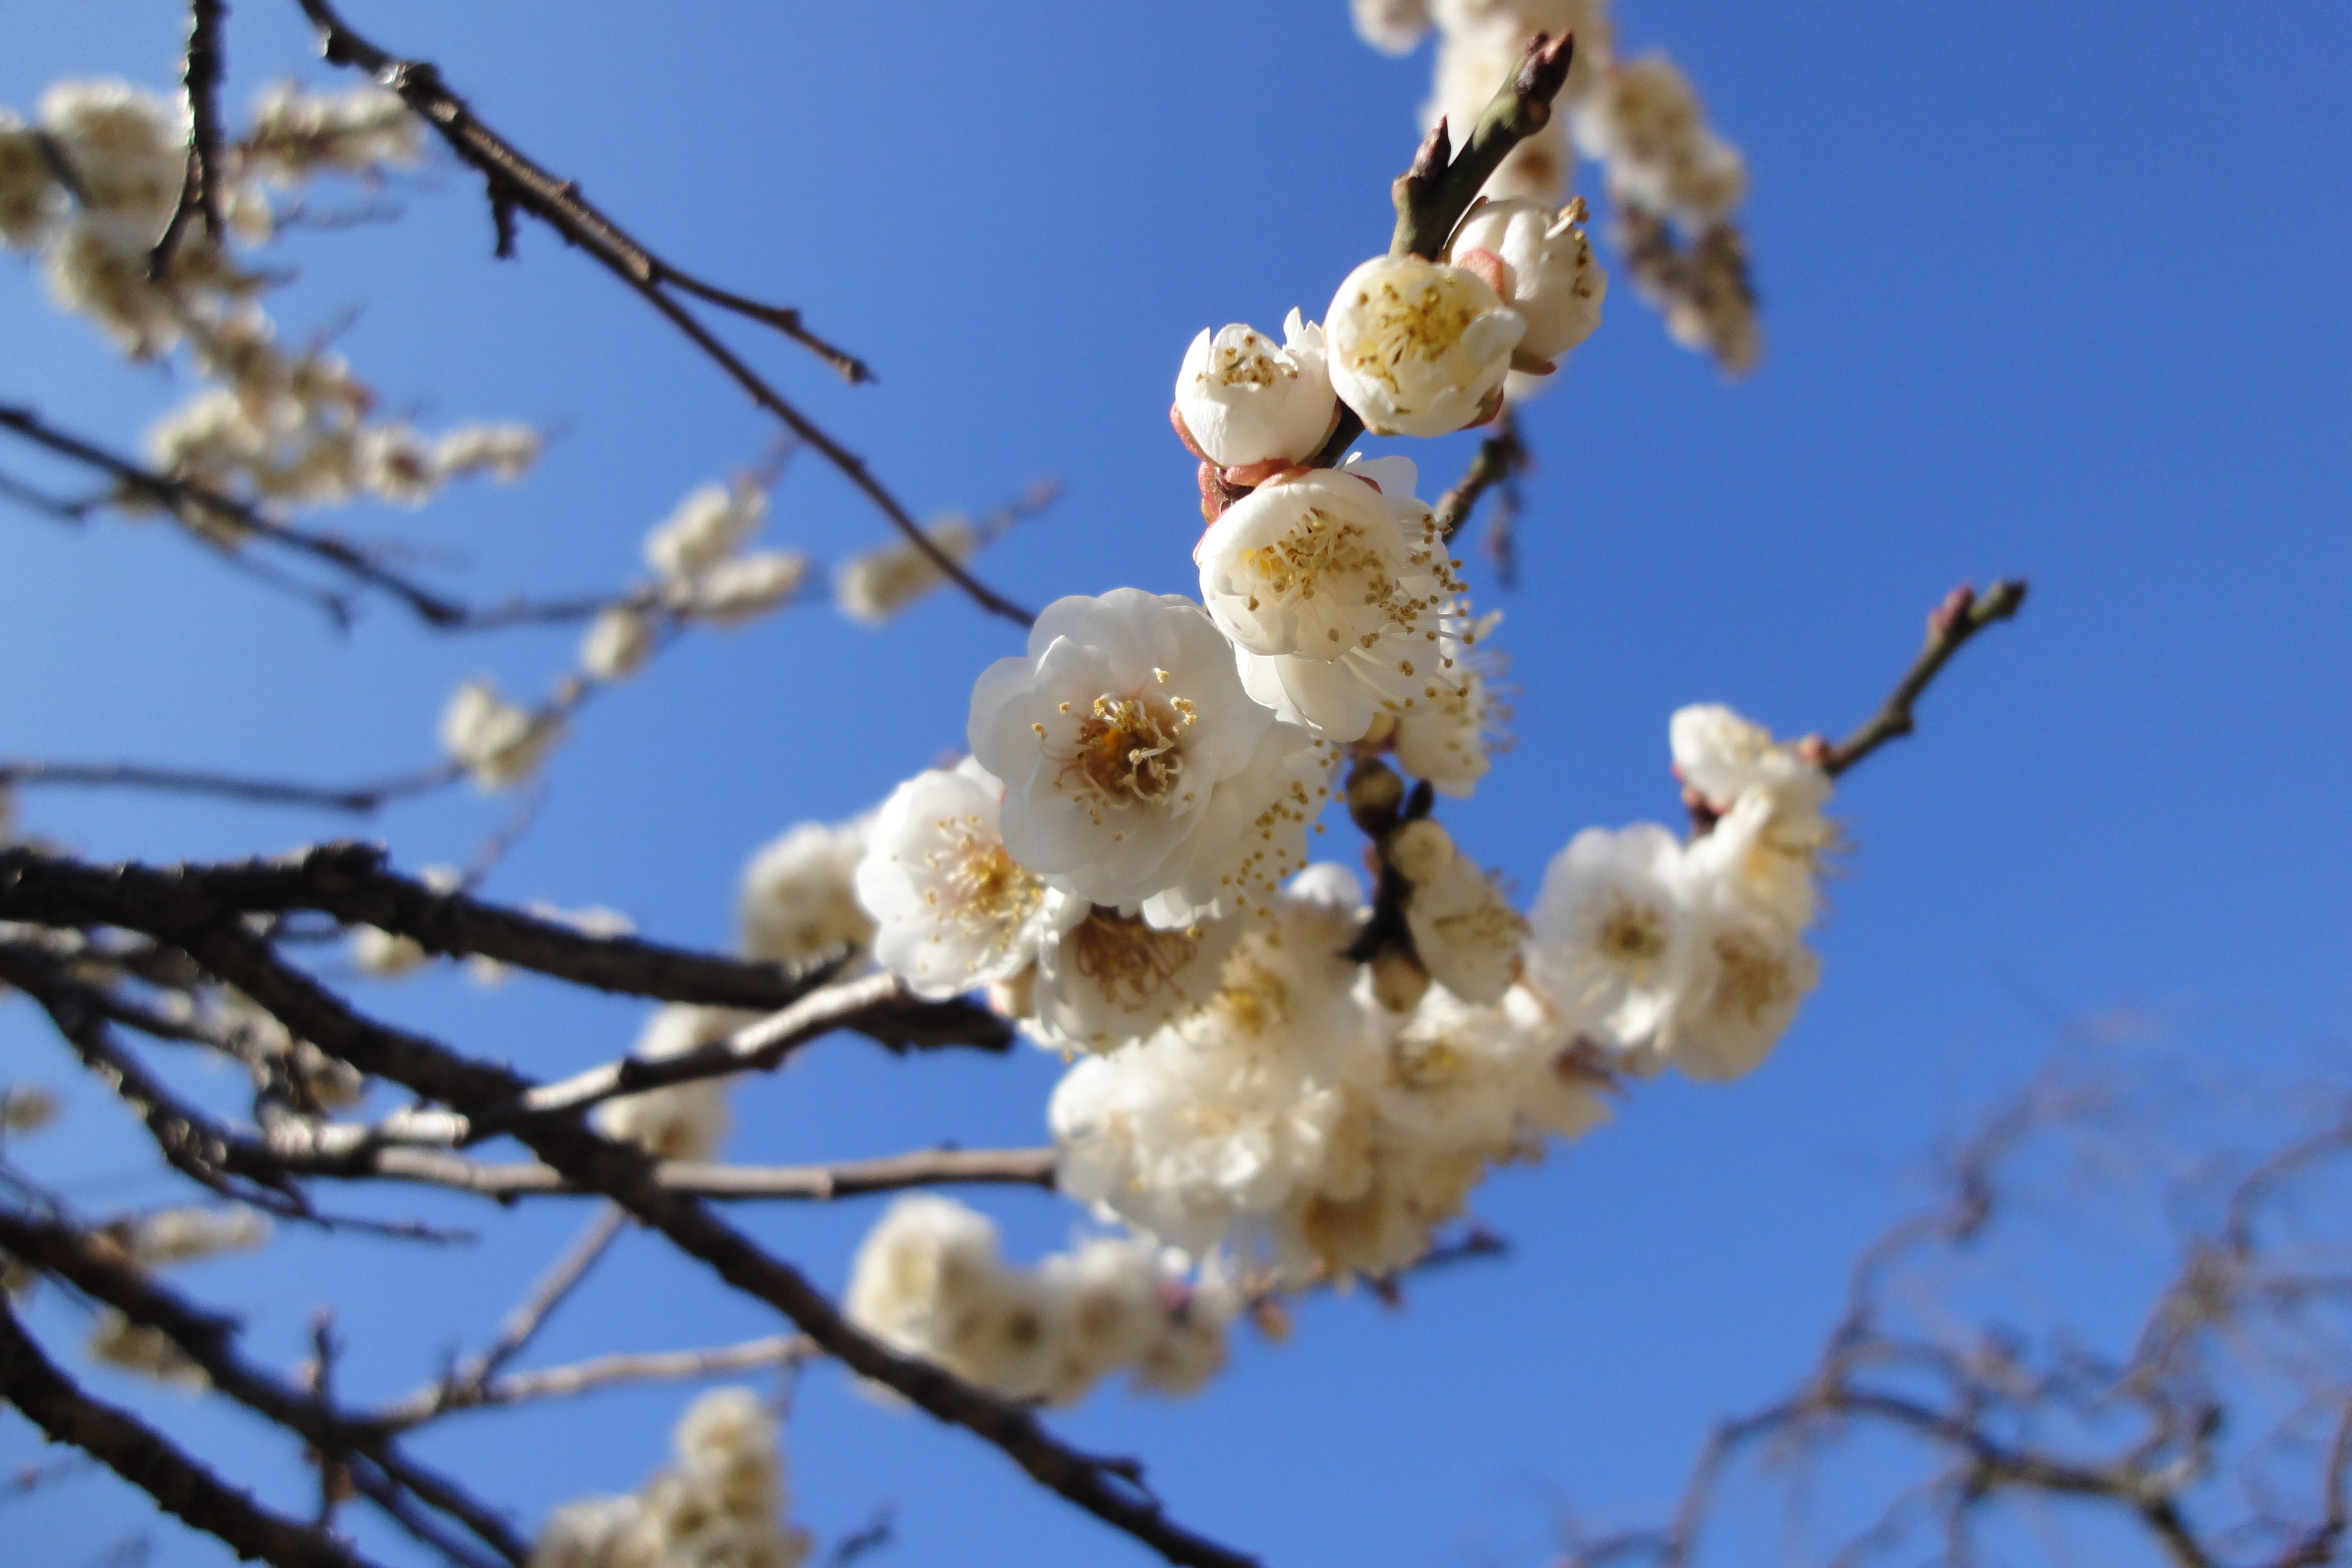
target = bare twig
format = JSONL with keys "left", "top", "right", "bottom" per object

{"left": 289, "top": 0, "right": 1037, "bottom": 628}
{"left": 171, "top": 920, "right": 1256, "bottom": 1568}
{"left": 148, "top": 0, "right": 230, "bottom": 279}
{"left": 1390, "top": 31, "right": 1578, "bottom": 262}
{"left": 372, "top": 1335, "right": 815, "bottom": 1432}
{"left": 458, "top": 1201, "right": 627, "bottom": 1388}
{"left": 1433, "top": 413, "right": 1527, "bottom": 544}
{"left": 0, "top": 758, "right": 457, "bottom": 815}
{"left": 1822, "top": 579, "right": 2029, "bottom": 777}
{"left": 0, "top": 1207, "right": 529, "bottom": 1566}
{"left": 0, "top": 1298, "right": 383, "bottom": 1568}
{"left": 268, "top": 1141, "right": 1058, "bottom": 1203}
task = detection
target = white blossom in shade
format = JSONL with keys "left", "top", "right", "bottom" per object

{"left": 1, "top": 1084, "right": 59, "bottom": 1135}
{"left": 432, "top": 423, "right": 540, "bottom": 483}
{"left": 1404, "top": 847, "right": 1527, "bottom": 1005}
{"left": 735, "top": 817, "right": 873, "bottom": 966}
{"left": 1669, "top": 703, "right": 1819, "bottom": 809}
{"left": 1200, "top": 456, "right": 1468, "bottom": 743}
{"left": 528, "top": 1497, "right": 652, "bottom": 1568}
{"left": 1523, "top": 822, "right": 1707, "bottom": 1062}
{"left": 1324, "top": 255, "right": 1524, "bottom": 437}
{"left": 1662, "top": 901, "right": 1818, "bottom": 1082}
{"left": 440, "top": 678, "right": 563, "bottom": 791}
{"left": 1684, "top": 780, "right": 1834, "bottom": 932}
{"left": 1035, "top": 1237, "right": 1169, "bottom": 1405}
{"left": 1449, "top": 196, "right": 1607, "bottom": 365}
{"left": 591, "top": 1005, "right": 758, "bottom": 1164}
{"left": 1352, "top": 0, "right": 1432, "bottom": 55}
{"left": 356, "top": 423, "right": 437, "bottom": 506}
{"left": 645, "top": 482, "right": 766, "bottom": 583}
{"left": 968, "top": 589, "right": 1321, "bottom": 918}
{"left": 579, "top": 606, "right": 655, "bottom": 681}
{"left": 670, "top": 1388, "right": 784, "bottom": 1523}
{"left": 1131, "top": 1273, "right": 1239, "bottom": 1396}
{"left": 349, "top": 925, "right": 428, "bottom": 978}
{"left": 1050, "top": 877, "right": 1369, "bottom": 1263}
{"left": 1572, "top": 54, "right": 1748, "bottom": 228}
{"left": 88, "top": 1310, "right": 207, "bottom": 1390}
{"left": 1390, "top": 620, "right": 1508, "bottom": 795}
{"left": 1172, "top": 312, "right": 1337, "bottom": 470}
{"left": 854, "top": 759, "right": 1073, "bottom": 1001}
{"left": 242, "top": 83, "right": 422, "bottom": 184}
{"left": 44, "top": 220, "right": 192, "bottom": 356}
{"left": 119, "top": 1206, "right": 272, "bottom": 1268}
{"left": 0, "top": 113, "right": 63, "bottom": 249}
{"left": 677, "top": 551, "right": 810, "bottom": 626}
{"left": 833, "top": 515, "right": 981, "bottom": 626}
{"left": 844, "top": 1195, "right": 1057, "bottom": 1400}
{"left": 39, "top": 81, "right": 182, "bottom": 245}
{"left": 1026, "top": 897, "right": 1241, "bottom": 1054}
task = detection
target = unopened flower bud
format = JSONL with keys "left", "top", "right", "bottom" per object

{"left": 1368, "top": 947, "right": 1431, "bottom": 1013}
{"left": 1345, "top": 759, "right": 1406, "bottom": 831}
{"left": 1386, "top": 819, "right": 1456, "bottom": 885}
{"left": 1172, "top": 312, "right": 1337, "bottom": 470}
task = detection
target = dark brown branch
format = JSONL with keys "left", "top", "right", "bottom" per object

{"left": 1822, "top": 579, "right": 2029, "bottom": 777}
{"left": 0, "top": 1208, "right": 529, "bottom": 1566}
{"left": 1433, "top": 414, "right": 1527, "bottom": 544}
{"left": 289, "top": 0, "right": 1035, "bottom": 628}
{"left": 148, "top": 0, "right": 230, "bottom": 280}
{"left": 0, "top": 840, "right": 1007, "bottom": 1054}
{"left": 177, "top": 922, "right": 1255, "bottom": 1568}
{"left": 0, "top": 1298, "right": 383, "bottom": 1568}
{"left": 1389, "top": 31, "right": 1576, "bottom": 262}
{"left": 0, "top": 403, "right": 650, "bottom": 633}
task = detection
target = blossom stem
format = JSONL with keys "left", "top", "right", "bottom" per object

{"left": 1824, "top": 580, "right": 2029, "bottom": 777}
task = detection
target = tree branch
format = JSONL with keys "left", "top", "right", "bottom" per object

{"left": 0, "top": 1298, "right": 385, "bottom": 1568}
{"left": 0, "top": 758, "right": 457, "bottom": 815}
{"left": 1389, "top": 31, "right": 1578, "bottom": 262}
{"left": 149, "top": 0, "right": 230, "bottom": 280}
{"left": 1822, "top": 579, "right": 2028, "bottom": 777}
{"left": 371, "top": 1335, "right": 815, "bottom": 1432}
{"left": 0, "top": 1207, "right": 530, "bottom": 1566}
{"left": 288, "top": 0, "right": 1037, "bottom": 628}
{"left": 174, "top": 921, "right": 1256, "bottom": 1568}
{"left": 272, "top": 1143, "right": 1058, "bottom": 1202}
{"left": 1432, "top": 413, "right": 1527, "bottom": 544}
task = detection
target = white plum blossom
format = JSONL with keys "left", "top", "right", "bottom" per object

{"left": 1669, "top": 702, "right": 1820, "bottom": 808}
{"left": 590, "top": 1005, "right": 759, "bottom": 1164}
{"left": 577, "top": 606, "right": 655, "bottom": 681}
{"left": 1352, "top": 0, "right": 1432, "bottom": 55}
{"left": 39, "top": 81, "right": 182, "bottom": 246}
{"left": 530, "top": 1385, "right": 810, "bottom": 1568}
{"left": 241, "top": 83, "right": 422, "bottom": 184}
{"left": 0, "top": 113, "right": 64, "bottom": 249}
{"left": 1403, "top": 844, "right": 1526, "bottom": 1005}
{"left": 854, "top": 759, "right": 1073, "bottom": 1000}
{"left": 1672, "top": 703, "right": 1835, "bottom": 930}
{"left": 1523, "top": 821, "right": 1706, "bottom": 1062}
{"left": 1026, "top": 896, "right": 1241, "bottom": 1054}
{"left": 440, "top": 678, "right": 563, "bottom": 791}
{"left": 1449, "top": 196, "right": 1607, "bottom": 366}
{"left": 676, "top": 550, "right": 810, "bottom": 626}
{"left": 834, "top": 516, "right": 981, "bottom": 626}
{"left": 1664, "top": 900, "right": 1819, "bottom": 1082}
{"left": 431, "top": 423, "right": 541, "bottom": 484}
{"left": 1198, "top": 456, "right": 1468, "bottom": 742}
{"left": 736, "top": 817, "right": 873, "bottom": 966}
{"left": 119, "top": 1206, "right": 273, "bottom": 1268}
{"left": 1325, "top": 254, "right": 1525, "bottom": 437}
{"left": 1572, "top": 54, "right": 1748, "bottom": 228}
{"left": 845, "top": 1195, "right": 1232, "bottom": 1406}
{"left": 645, "top": 482, "right": 766, "bottom": 583}
{"left": 968, "top": 589, "right": 1325, "bottom": 922}
{"left": 1172, "top": 311, "right": 1337, "bottom": 470}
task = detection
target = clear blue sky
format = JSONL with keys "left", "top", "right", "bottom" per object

{"left": 1, "top": 1, "right": 2347, "bottom": 1563}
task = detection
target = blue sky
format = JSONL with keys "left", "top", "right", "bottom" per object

{"left": 1, "top": 1, "right": 2347, "bottom": 1564}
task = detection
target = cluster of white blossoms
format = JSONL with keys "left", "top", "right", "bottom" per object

{"left": 592, "top": 1005, "right": 760, "bottom": 1164}
{"left": 531, "top": 1388, "right": 811, "bottom": 1568}
{"left": 639, "top": 482, "right": 810, "bottom": 631}
{"left": 79, "top": 1205, "right": 274, "bottom": 1390}
{"left": 845, "top": 1195, "right": 1237, "bottom": 1405}
{"left": 1347, "top": 0, "right": 1759, "bottom": 372}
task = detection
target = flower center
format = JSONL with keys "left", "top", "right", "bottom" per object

{"left": 933, "top": 828, "right": 1042, "bottom": 936}
{"left": 1346, "top": 271, "right": 1481, "bottom": 393}
{"left": 1592, "top": 893, "right": 1671, "bottom": 975}
{"left": 1067, "top": 907, "right": 1200, "bottom": 1009}
{"left": 1207, "top": 331, "right": 1292, "bottom": 389}
{"left": 1061, "top": 693, "right": 1191, "bottom": 808}
{"left": 1712, "top": 931, "right": 1793, "bottom": 1023}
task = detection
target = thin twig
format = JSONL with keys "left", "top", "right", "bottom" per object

{"left": 372, "top": 1335, "right": 815, "bottom": 1432}
{"left": 0, "top": 759, "right": 457, "bottom": 815}
{"left": 149, "top": 0, "right": 230, "bottom": 279}
{"left": 1822, "top": 579, "right": 2029, "bottom": 777}
{"left": 288, "top": 0, "right": 1035, "bottom": 628}
{"left": 460, "top": 1201, "right": 627, "bottom": 1388}
{"left": 1432, "top": 413, "right": 1526, "bottom": 544}
{"left": 0, "top": 1299, "right": 384, "bottom": 1568}
{"left": 270, "top": 1142, "right": 1060, "bottom": 1202}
